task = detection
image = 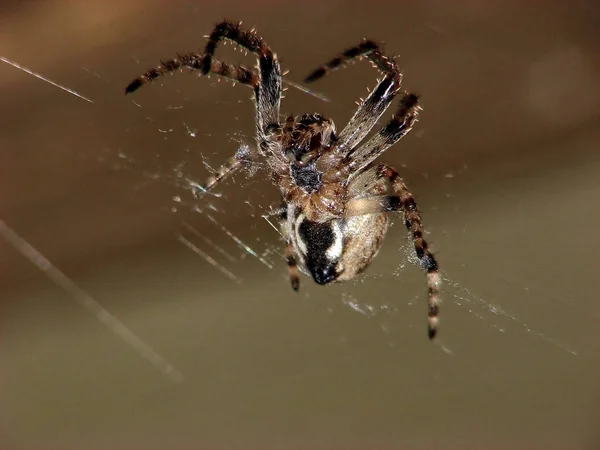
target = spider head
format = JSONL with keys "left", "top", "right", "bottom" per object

{"left": 286, "top": 114, "right": 337, "bottom": 193}
{"left": 295, "top": 217, "right": 343, "bottom": 285}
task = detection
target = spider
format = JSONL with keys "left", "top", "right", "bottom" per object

{"left": 125, "top": 20, "right": 442, "bottom": 339}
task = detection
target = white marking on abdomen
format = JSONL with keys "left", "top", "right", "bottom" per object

{"left": 326, "top": 221, "right": 344, "bottom": 261}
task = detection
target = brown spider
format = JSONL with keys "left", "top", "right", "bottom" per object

{"left": 125, "top": 20, "right": 442, "bottom": 339}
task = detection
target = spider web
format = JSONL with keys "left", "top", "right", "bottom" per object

{"left": 1, "top": 46, "right": 583, "bottom": 386}
{"left": 121, "top": 69, "right": 583, "bottom": 361}
{"left": 6, "top": 4, "right": 600, "bottom": 449}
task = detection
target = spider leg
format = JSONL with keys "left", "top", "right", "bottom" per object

{"left": 345, "top": 164, "right": 441, "bottom": 340}
{"left": 202, "top": 20, "right": 282, "bottom": 131}
{"left": 285, "top": 241, "right": 300, "bottom": 291}
{"left": 304, "top": 40, "right": 402, "bottom": 150}
{"left": 125, "top": 53, "right": 258, "bottom": 94}
{"left": 346, "top": 93, "right": 420, "bottom": 176}
{"left": 199, "top": 156, "right": 243, "bottom": 194}
{"left": 194, "top": 143, "right": 253, "bottom": 195}
{"left": 271, "top": 203, "right": 300, "bottom": 291}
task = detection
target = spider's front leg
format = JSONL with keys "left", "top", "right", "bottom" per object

{"left": 202, "top": 21, "right": 282, "bottom": 131}
{"left": 125, "top": 54, "right": 259, "bottom": 94}
{"left": 345, "top": 164, "right": 441, "bottom": 339}
{"left": 346, "top": 93, "right": 420, "bottom": 176}
{"left": 304, "top": 40, "right": 402, "bottom": 150}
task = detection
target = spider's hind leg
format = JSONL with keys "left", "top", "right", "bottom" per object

{"left": 271, "top": 203, "right": 300, "bottom": 292}
{"left": 285, "top": 241, "right": 300, "bottom": 292}
{"left": 345, "top": 163, "right": 441, "bottom": 340}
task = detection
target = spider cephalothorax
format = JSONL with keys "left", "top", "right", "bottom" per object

{"left": 125, "top": 21, "right": 442, "bottom": 339}
{"left": 270, "top": 114, "right": 347, "bottom": 222}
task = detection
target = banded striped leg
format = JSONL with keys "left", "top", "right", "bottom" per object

{"left": 202, "top": 21, "right": 282, "bottom": 130}
{"left": 125, "top": 53, "right": 258, "bottom": 94}
{"left": 346, "top": 93, "right": 420, "bottom": 176}
{"left": 285, "top": 241, "right": 300, "bottom": 291}
{"left": 304, "top": 40, "right": 402, "bottom": 150}
{"left": 345, "top": 164, "right": 441, "bottom": 339}
{"left": 267, "top": 203, "right": 300, "bottom": 292}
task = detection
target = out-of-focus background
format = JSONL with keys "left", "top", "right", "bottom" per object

{"left": 2, "top": 1, "right": 600, "bottom": 449}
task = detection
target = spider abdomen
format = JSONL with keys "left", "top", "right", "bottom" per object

{"left": 334, "top": 212, "right": 389, "bottom": 281}
{"left": 288, "top": 206, "right": 388, "bottom": 285}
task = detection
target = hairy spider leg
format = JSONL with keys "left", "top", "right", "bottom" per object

{"left": 346, "top": 93, "right": 420, "bottom": 176}
{"left": 125, "top": 53, "right": 258, "bottom": 94}
{"left": 304, "top": 40, "right": 402, "bottom": 150}
{"left": 285, "top": 241, "right": 300, "bottom": 291}
{"left": 202, "top": 20, "right": 282, "bottom": 132}
{"left": 199, "top": 152, "right": 248, "bottom": 194}
{"left": 344, "top": 163, "right": 441, "bottom": 340}
{"left": 125, "top": 21, "right": 283, "bottom": 194}
{"left": 273, "top": 203, "right": 300, "bottom": 291}
{"left": 125, "top": 54, "right": 258, "bottom": 193}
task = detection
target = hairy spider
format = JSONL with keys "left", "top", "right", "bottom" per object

{"left": 125, "top": 21, "right": 442, "bottom": 339}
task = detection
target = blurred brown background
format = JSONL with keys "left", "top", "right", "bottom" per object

{"left": 2, "top": 1, "right": 600, "bottom": 449}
